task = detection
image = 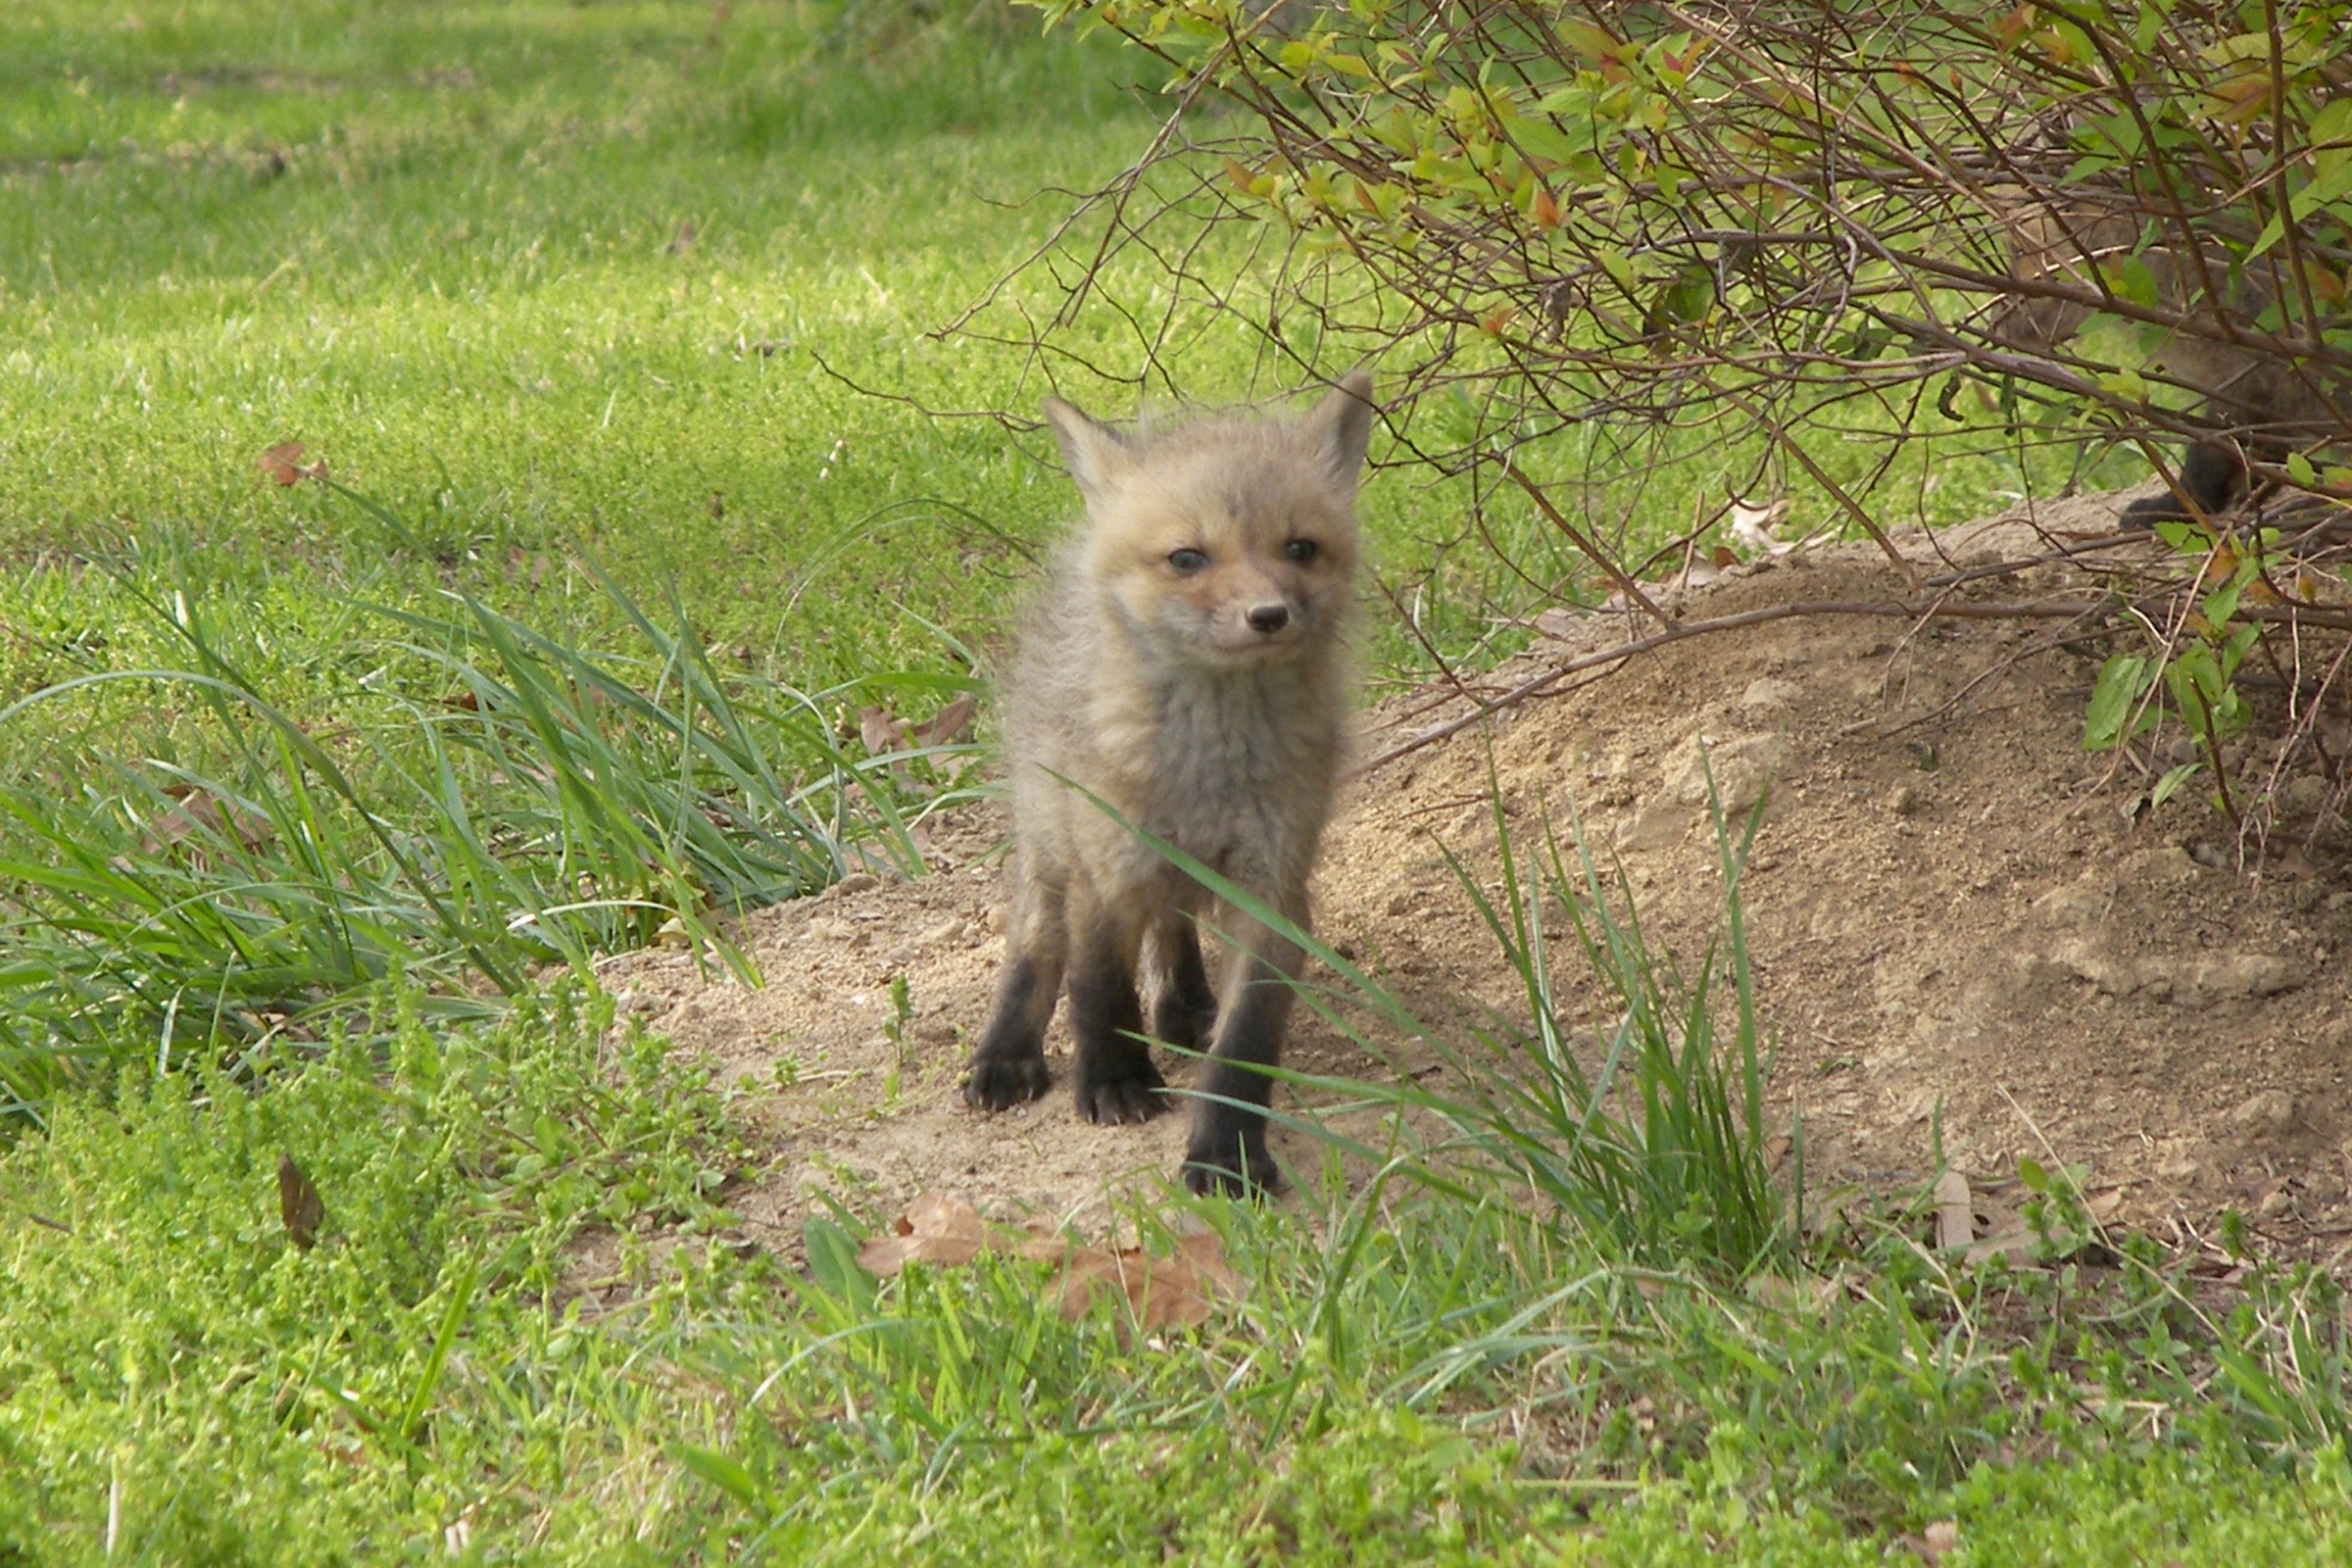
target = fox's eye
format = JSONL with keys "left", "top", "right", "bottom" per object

{"left": 1283, "top": 539, "right": 1319, "bottom": 564}
{"left": 1168, "top": 547, "right": 1208, "bottom": 572}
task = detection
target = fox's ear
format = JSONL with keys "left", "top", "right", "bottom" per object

{"left": 1301, "top": 370, "right": 1375, "bottom": 486}
{"left": 1041, "top": 396, "right": 1135, "bottom": 501}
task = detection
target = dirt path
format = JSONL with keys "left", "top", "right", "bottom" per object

{"left": 599, "top": 492, "right": 2352, "bottom": 1272}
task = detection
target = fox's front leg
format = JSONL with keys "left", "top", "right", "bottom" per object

{"left": 1066, "top": 878, "right": 1167, "bottom": 1125}
{"left": 1145, "top": 911, "right": 1218, "bottom": 1052}
{"left": 962, "top": 876, "right": 1065, "bottom": 1110}
{"left": 1183, "top": 893, "right": 1307, "bottom": 1197}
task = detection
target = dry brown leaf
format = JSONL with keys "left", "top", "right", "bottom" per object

{"left": 1051, "top": 1230, "right": 1238, "bottom": 1330}
{"left": 141, "top": 786, "right": 274, "bottom": 858}
{"left": 258, "top": 441, "right": 324, "bottom": 486}
{"left": 277, "top": 1153, "right": 326, "bottom": 1250}
{"left": 1173, "top": 1231, "right": 1238, "bottom": 1297}
{"left": 1897, "top": 1519, "right": 1960, "bottom": 1565}
{"left": 1933, "top": 1169, "right": 1975, "bottom": 1251}
{"left": 1729, "top": 497, "right": 1794, "bottom": 556}
{"left": 853, "top": 1200, "right": 1242, "bottom": 1333}
{"left": 915, "top": 691, "right": 978, "bottom": 750}
{"left": 1962, "top": 1218, "right": 2042, "bottom": 1268}
{"left": 856, "top": 1191, "right": 985, "bottom": 1276}
{"left": 1016, "top": 1230, "right": 1080, "bottom": 1265}
{"left": 858, "top": 706, "right": 908, "bottom": 758}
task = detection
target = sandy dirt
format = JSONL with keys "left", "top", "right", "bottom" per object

{"left": 595, "top": 488, "right": 2352, "bottom": 1276}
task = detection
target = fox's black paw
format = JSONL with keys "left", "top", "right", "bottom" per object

{"left": 1181, "top": 1119, "right": 1277, "bottom": 1199}
{"left": 1075, "top": 1059, "right": 1168, "bottom": 1125}
{"left": 962, "top": 1052, "right": 1051, "bottom": 1110}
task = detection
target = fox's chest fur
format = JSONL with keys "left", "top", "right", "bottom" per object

{"left": 1085, "top": 652, "right": 1343, "bottom": 880}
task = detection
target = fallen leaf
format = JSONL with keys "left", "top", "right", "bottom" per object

{"left": 1933, "top": 1169, "right": 1975, "bottom": 1250}
{"left": 1173, "top": 1231, "right": 1238, "bottom": 1297}
{"left": 1728, "top": 496, "right": 1794, "bottom": 556}
{"left": 915, "top": 691, "right": 978, "bottom": 750}
{"left": 858, "top": 707, "right": 907, "bottom": 758}
{"left": 1962, "top": 1218, "right": 2042, "bottom": 1268}
{"left": 1903, "top": 1519, "right": 1959, "bottom": 1564}
{"left": 277, "top": 1153, "right": 326, "bottom": 1250}
{"left": 141, "top": 785, "right": 274, "bottom": 858}
{"left": 1028, "top": 1228, "right": 1240, "bottom": 1329}
{"left": 1057, "top": 1242, "right": 1225, "bottom": 1329}
{"left": 856, "top": 1191, "right": 985, "bottom": 1276}
{"left": 258, "top": 441, "right": 324, "bottom": 486}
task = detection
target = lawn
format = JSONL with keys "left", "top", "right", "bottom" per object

{"left": 0, "top": 2, "right": 2345, "bottom": 1562}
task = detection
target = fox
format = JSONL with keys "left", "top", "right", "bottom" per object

{"left": 960, "top": 371, "right": 1376, "bottom": 1197}
{"left": 1991, "top": 193, "right": 2351, "bottom": 525}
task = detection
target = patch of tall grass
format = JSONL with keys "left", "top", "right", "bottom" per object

{"left": 0, "top": 502, "right": 974, "bottom": 1120}
{"left": 1122, "top": 766, "right": 1792, "bottom": 1279}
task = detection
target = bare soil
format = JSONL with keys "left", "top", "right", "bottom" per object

{"left": 599, "top": 490, "right": 2352, "bottom": 1275}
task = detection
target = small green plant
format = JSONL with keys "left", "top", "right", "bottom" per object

{"left": 2016, "top": 1156, "right": 2103, "bottom": 1263}
{"left": 1096, "top": 760, "right": 1795, "bottom": 1278}
{"left": 2083, "top": 520, "right": 2272, "bottom": 815}
{"left": 1400, "top": 776, "right": 1797, "bottom": 1279}
{"left": 881, "top": 971, "right": 915, "bottom": 1106}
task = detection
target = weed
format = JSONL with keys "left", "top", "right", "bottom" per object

{"left": 0, "top": 518, "right": 971, "bottom": 1118}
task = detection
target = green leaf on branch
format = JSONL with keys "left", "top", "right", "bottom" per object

{"left": 2084, "top": 655, "right": 2159, "bottom": 750}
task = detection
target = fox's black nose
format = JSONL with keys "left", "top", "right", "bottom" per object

{"left": 1247, "top": 604, "right": 1291, "bottom": 634}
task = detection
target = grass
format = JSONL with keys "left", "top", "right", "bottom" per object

{"left": 0, "top": 511, "right": 974, "bottom": 1117}
{"left": 0, "top": 2, "right": 2348, "bottom": 1562}
{"left": 3, "top": 991, "right": 2349, "bottom": 1560}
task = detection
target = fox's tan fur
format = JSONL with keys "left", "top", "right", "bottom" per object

{"left": 1993, "top": 193, "right": 2351, "bottom": 522}
{"left": 962, "top": 372, "right": 1375, "bottom": 1195}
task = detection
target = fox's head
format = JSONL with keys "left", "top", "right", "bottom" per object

{"left": 1043, "top": 371, "right": 1375, "bottom": 671}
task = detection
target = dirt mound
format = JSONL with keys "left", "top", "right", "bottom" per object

{"left": 601, "top": 491, "right": 2352, "bottom": 1272}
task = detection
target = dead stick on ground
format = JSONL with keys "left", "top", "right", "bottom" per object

{"left": 1352, "top": 597, "right": 2102, "bottom": 775}
{"left": 1354, "top": 573, "right": 2352, "bottom": 778}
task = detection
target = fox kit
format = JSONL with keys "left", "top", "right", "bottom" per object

{"left": 962, "top": 372, "right": 1375, "bottom": 1196}
{"left": 1994, "top": 194, "right": 2349, "bottom": 524}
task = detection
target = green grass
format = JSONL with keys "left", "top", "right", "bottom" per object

{"left": 0, "top": 4, "right": 2347, "bottom": 1562}
{"left": 0, "top": 0, "right": 1154, "bottom": 678}
{"left": 3, "top": 995, "right": 2349, "bottom": 1561}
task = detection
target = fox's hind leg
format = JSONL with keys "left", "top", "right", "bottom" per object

{"left": 2122, "top": 439, "right": 2246, "bottom": 526}
{"left": 1183, "top": 890, "right": 1308, "bottom": 1198}
{"left": 1146, "top": 911, "right": 1218, "bottom": 1052}
{"left": 963, "top": 869, "right": 1066, "bottom": 1110}
{"left": 1067, "top": 876, "right": 1168, "bottom": 1125}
